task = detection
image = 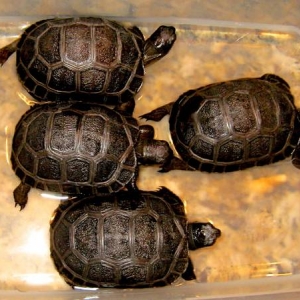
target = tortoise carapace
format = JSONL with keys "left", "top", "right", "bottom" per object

{"left": 0, "top": 17, "right": 176, "bottom": 105}
{"left": 50, "top": 187, "right": 221, "bottom": 288}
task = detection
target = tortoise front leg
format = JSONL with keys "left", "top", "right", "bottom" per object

{"left": 140, "top": 102, "right": 174, "bottom": 121}
{"left": 292, "top": 111, "right": 300, "bottom": 169}
{"left": 13, "top": 182, "right": 31, "bottom": 210}
{"left": 116, "top": 95, "right": 135, "bottom": 116}
{"left": 292, "top": 144, "right": 300, "bottom": 169}
{"left": 0, "top": 39, "right": 19, "bottom": 66}
{"left": 159, "top": 156, "right": 195, "bottom": 172}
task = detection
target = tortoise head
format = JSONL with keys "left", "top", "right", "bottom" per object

{"left": 144, "top": 25, "right": 176, "bottom": 66}
{"left": 136, "top": 125, "right": 173, "bottom": 165}
{"left": 188, "top": 222, "right": 221, "bottom": 250}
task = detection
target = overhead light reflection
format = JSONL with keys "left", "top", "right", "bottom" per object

{"left": 74, "top": 286, "right": 99, "bottom": 291}
{"left": 41, "top": 192, "right": 69, "bottom": 201}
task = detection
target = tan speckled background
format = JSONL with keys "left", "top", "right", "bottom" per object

{"left": 0, "top": 0, "right": 300, "bottom": 296}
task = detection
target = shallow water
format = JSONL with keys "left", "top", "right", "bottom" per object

{"left": 0, "top": 17, "right": 300, "bottom": 291}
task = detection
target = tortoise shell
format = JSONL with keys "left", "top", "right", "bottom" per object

{"left": 50, "top": 187, "right": 191, "bottom": 288}
{"left": 171, "top": 74, "right": 299, "bottom": 172}
{"left": 11, "top": 102, "right": 139, "bottom": 195}
{"left": 16, "top": 17, "right": 145, "bottom": 103}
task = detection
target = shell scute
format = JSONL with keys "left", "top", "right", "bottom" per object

{"left": 66, "top": 158, "right": 91, "bottom": 182}
{"left": 94, "top": 25, "right": 118, "bottom": 66}
{"left": 103, "top": 214, "right": 130, "bottom": 260}
{"left": 79, "top": 68, "right": 107, "bottom": 93}
{"left": 29, "top": 58, "right": 48, "bottom": 85}
{"left": 20, "top": 38, "right": 36, "bottom": 66}
{"left": 65, "top": 24, "right": 91, "bottom": 65}
{"left": 37, "top": 156, "right": 61, "bottom": 180}
{"left": 38, "top": 26, "right": 61, "bottom": 64}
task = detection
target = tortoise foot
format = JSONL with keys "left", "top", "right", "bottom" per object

{"left": 13, "top": 182, "right": 31, "bottom": 210}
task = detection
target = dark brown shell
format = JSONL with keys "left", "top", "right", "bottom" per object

{"left": 11, "top": 103, "right": 139, "bottom": 194}
{"left": 16, "top": 17, "right": 145, "bottom": 103}
{"left": 50, "top": 187, "right": 188, "bottom": 288}
{"left": 170, "top": 75, "right": 299, "bottom": 172}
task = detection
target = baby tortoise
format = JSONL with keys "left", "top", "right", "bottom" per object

{"left": 141, "top": 74, "right": 300, "bottom": 172}
{"left": 50, "top": 187, "right": 221, "bottom": 288}
{"left": 11, "top": 102, "right": 173, "bottom": 210}
{"left": 0, "top": 17, "right": 176, "bottom": 105}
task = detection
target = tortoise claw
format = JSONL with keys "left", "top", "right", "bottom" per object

{"left": 13, "top": 182, "right": 30, "bottom": 211}
{"left": 15, "top": 202, "right": 26, "bottom": 211}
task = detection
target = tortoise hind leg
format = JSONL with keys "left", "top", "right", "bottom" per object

{"left": 181, "top": 257, "right": 196, "bottom": 281}
{"left": 13, "top": 182, "right": 31, "bottom": 210}
{"left": 140, "top": 102, "right": 174, "bottom": 121}
{"left": 0, "top": 39, "right": 19, "bottom": 66}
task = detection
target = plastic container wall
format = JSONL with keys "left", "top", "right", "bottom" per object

{"left": 0, "top": 1, "right": 300, "bottom": 299}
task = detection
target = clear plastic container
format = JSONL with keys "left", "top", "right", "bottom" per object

{"left": 1, "top": 2, "right": 300, "bottom": 299}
